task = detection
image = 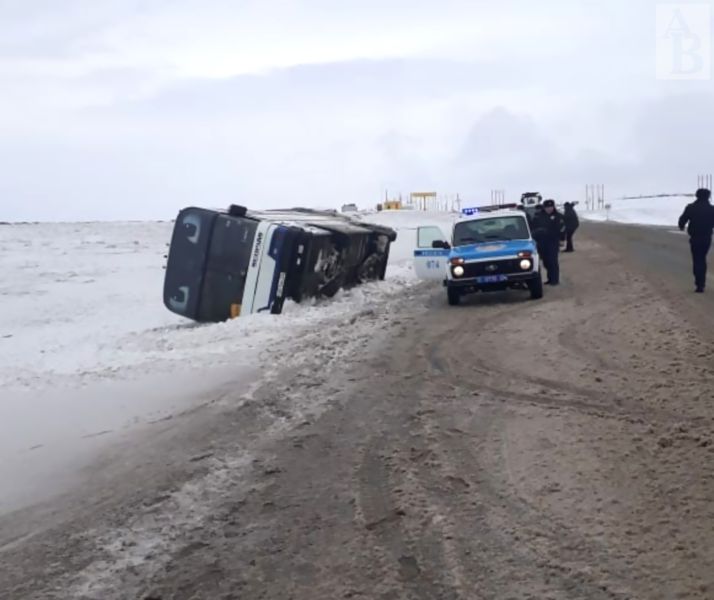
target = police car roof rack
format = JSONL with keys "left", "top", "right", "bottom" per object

{"left": 460, "top": 203, "right": 520, "bottom": 217}
{"left": 474, "top": 203, "right": 518, "bottom": 212}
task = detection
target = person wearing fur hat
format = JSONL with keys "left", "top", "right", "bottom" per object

{"left": 531, "top": 199, "right": 565, "bottom": 285}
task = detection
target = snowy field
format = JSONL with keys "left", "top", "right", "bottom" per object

{"left": 583, "top": 195, "right": 692, "bottom": 227}
{"left": 0, "top": 210, "right": 457, "bottom": 513}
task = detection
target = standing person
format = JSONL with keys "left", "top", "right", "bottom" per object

{"left": 678, "top": 188, "right": 714, "bottom": 293}
{"left": 532, "top": 199, "right": 565, "bottom": 285}
{"left": 517, "top": 204, "right": 534, "bottom": 228}
{"left": 563, "top": 202, "right": 580, "bottom": 252}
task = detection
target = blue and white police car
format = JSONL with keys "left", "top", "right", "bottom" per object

{"left": 413, "top": 208, "right": 543, "bottom": 305}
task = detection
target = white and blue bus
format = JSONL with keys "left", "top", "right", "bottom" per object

{"left": 163, "top": 205, "right": 397, "bottom": 322}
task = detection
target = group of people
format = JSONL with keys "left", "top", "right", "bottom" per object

{"left": 519, "top": 200, "right": 580, "bottom": 286}
{"left": 521, "top": 189, "right": 714, "bottom": 293}
{"left": 513, "top": 189, "right": 714, "bottom": 293}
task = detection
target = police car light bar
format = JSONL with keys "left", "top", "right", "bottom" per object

{"left": 462, "top": 203, "right": 518, "bottom": 215}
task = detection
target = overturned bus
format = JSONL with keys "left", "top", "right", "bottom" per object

{"left": 163, "top": 204, "right": 397, "bottom": 322}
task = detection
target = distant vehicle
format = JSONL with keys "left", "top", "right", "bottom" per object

{"left": 163, "top": 205, "right": 397, "bottom": 322}
{"left": 341, "top": 203, "right": 359, "bottom": 213}
{"left": 520, "top": 192, "right": 542, "bottom": 206}
{"left": 520, "top": 192, "right": 543, "bottom": 219}
{"left": 413, "top": 208, "right": 543, "bottom": 305}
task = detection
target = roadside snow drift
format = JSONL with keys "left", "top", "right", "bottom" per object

{"left": 583, "top": 196, "right": 692, "bottom": 227}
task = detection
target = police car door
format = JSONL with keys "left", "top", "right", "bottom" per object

{"left": 413, "top": 226, "right": 449, "bottom": 280}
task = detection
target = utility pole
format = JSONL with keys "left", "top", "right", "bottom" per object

{"left": 585, "top": 184, "right": 605, "bottom": 210}
{"left": 490, "top": 189, "right": 505, "bottom": 206}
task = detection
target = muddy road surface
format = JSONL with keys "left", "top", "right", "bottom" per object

{"left": 2, "top": 224, "right": 714, "bottom": 600}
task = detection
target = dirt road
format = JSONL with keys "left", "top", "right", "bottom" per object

{"left": 2, "top": 225, "right": 714, "bottom": 600}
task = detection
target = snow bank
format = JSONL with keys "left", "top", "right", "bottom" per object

{"left": 583, "top": 196, "right": 692, "bottom": 227}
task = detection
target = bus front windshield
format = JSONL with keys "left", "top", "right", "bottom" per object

{"left": 164, "top": 210, "right": 259, "bottom": 321}
{"left": 198, "top": 215, "right": 259, "bottom": 320}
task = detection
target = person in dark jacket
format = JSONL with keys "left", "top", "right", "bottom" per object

{"left": 517, "top": 204, "right": 535, "bottom": 228}
{"left": 563, "top": 202, "right": 580, "bottom": 252}
{"left": 532, "top": 199, "right": 565, "bottom": 285}
{"left": 678, "top": 188, "right": 714, "bottom": 293}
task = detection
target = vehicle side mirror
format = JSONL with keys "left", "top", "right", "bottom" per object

{"left": 432, "top": 240, "right": 450, "bottom": 249}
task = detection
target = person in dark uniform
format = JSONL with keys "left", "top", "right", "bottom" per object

{"left": 678, "top": 188, "right": 714, "bottom": 293}
{"left": 532, "top": 199, "right": 565, "bottom": 285}
{"left": 563, "top": 202, "right": 580, "bottom": 252}
{"left": 517, "top": 204, "right": 534, "bottom": 228}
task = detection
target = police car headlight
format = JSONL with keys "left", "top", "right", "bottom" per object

{"left": 452, "top": 265, "right": 465, "bottom": 277}
{"left": 519, "top": 259, "right": 532, "bottom": 270}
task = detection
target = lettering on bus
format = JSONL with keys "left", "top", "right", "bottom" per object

{"left": 251, "top": 232, "right": 264, "bottom": 268}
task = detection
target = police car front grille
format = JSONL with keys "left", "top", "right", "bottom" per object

{"left": 462, "top": 259, "right": 521, "bottom": 278}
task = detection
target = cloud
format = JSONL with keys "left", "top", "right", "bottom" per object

{"left": 0, "top": 0, "right": 711, "bottom": 219}
{"left": 633, "top": 92, "right": 714, "bottom": 171}
{"left": 98, "top": 58, "right": 530, "bottom": 119}
{"left": 0, "top": 0, "right": 141, "bottom": 60}
{"left": 456, "top": 107, "right": 558, "bottom": 167}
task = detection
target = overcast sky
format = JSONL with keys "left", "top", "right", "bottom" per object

{"left": 1, "top": 0, "right": 713, "bottom": 220}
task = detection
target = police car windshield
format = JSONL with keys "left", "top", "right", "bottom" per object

{"left": 453, "top": 216, "right": 529, "bottom": 246}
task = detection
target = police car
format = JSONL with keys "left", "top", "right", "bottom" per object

{"left": 413, "top": 207, "right": 543, "bottom": 305}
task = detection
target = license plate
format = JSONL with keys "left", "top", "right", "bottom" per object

{"left": 475, "top": 274, "right": 508, "bottom": 283}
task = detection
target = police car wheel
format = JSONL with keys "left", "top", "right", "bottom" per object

{"left": 528, "top": 274, "right": 544, "bottom": 300}
{"left": 447, "top": 288, "right": 461, "bottom": 306}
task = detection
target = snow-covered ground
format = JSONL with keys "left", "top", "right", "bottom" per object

{"left": 0, "top": 210, "right": 457, "bottom": 513}
{"left": 582, "top": 195, "right": 692, "bottom": 227}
